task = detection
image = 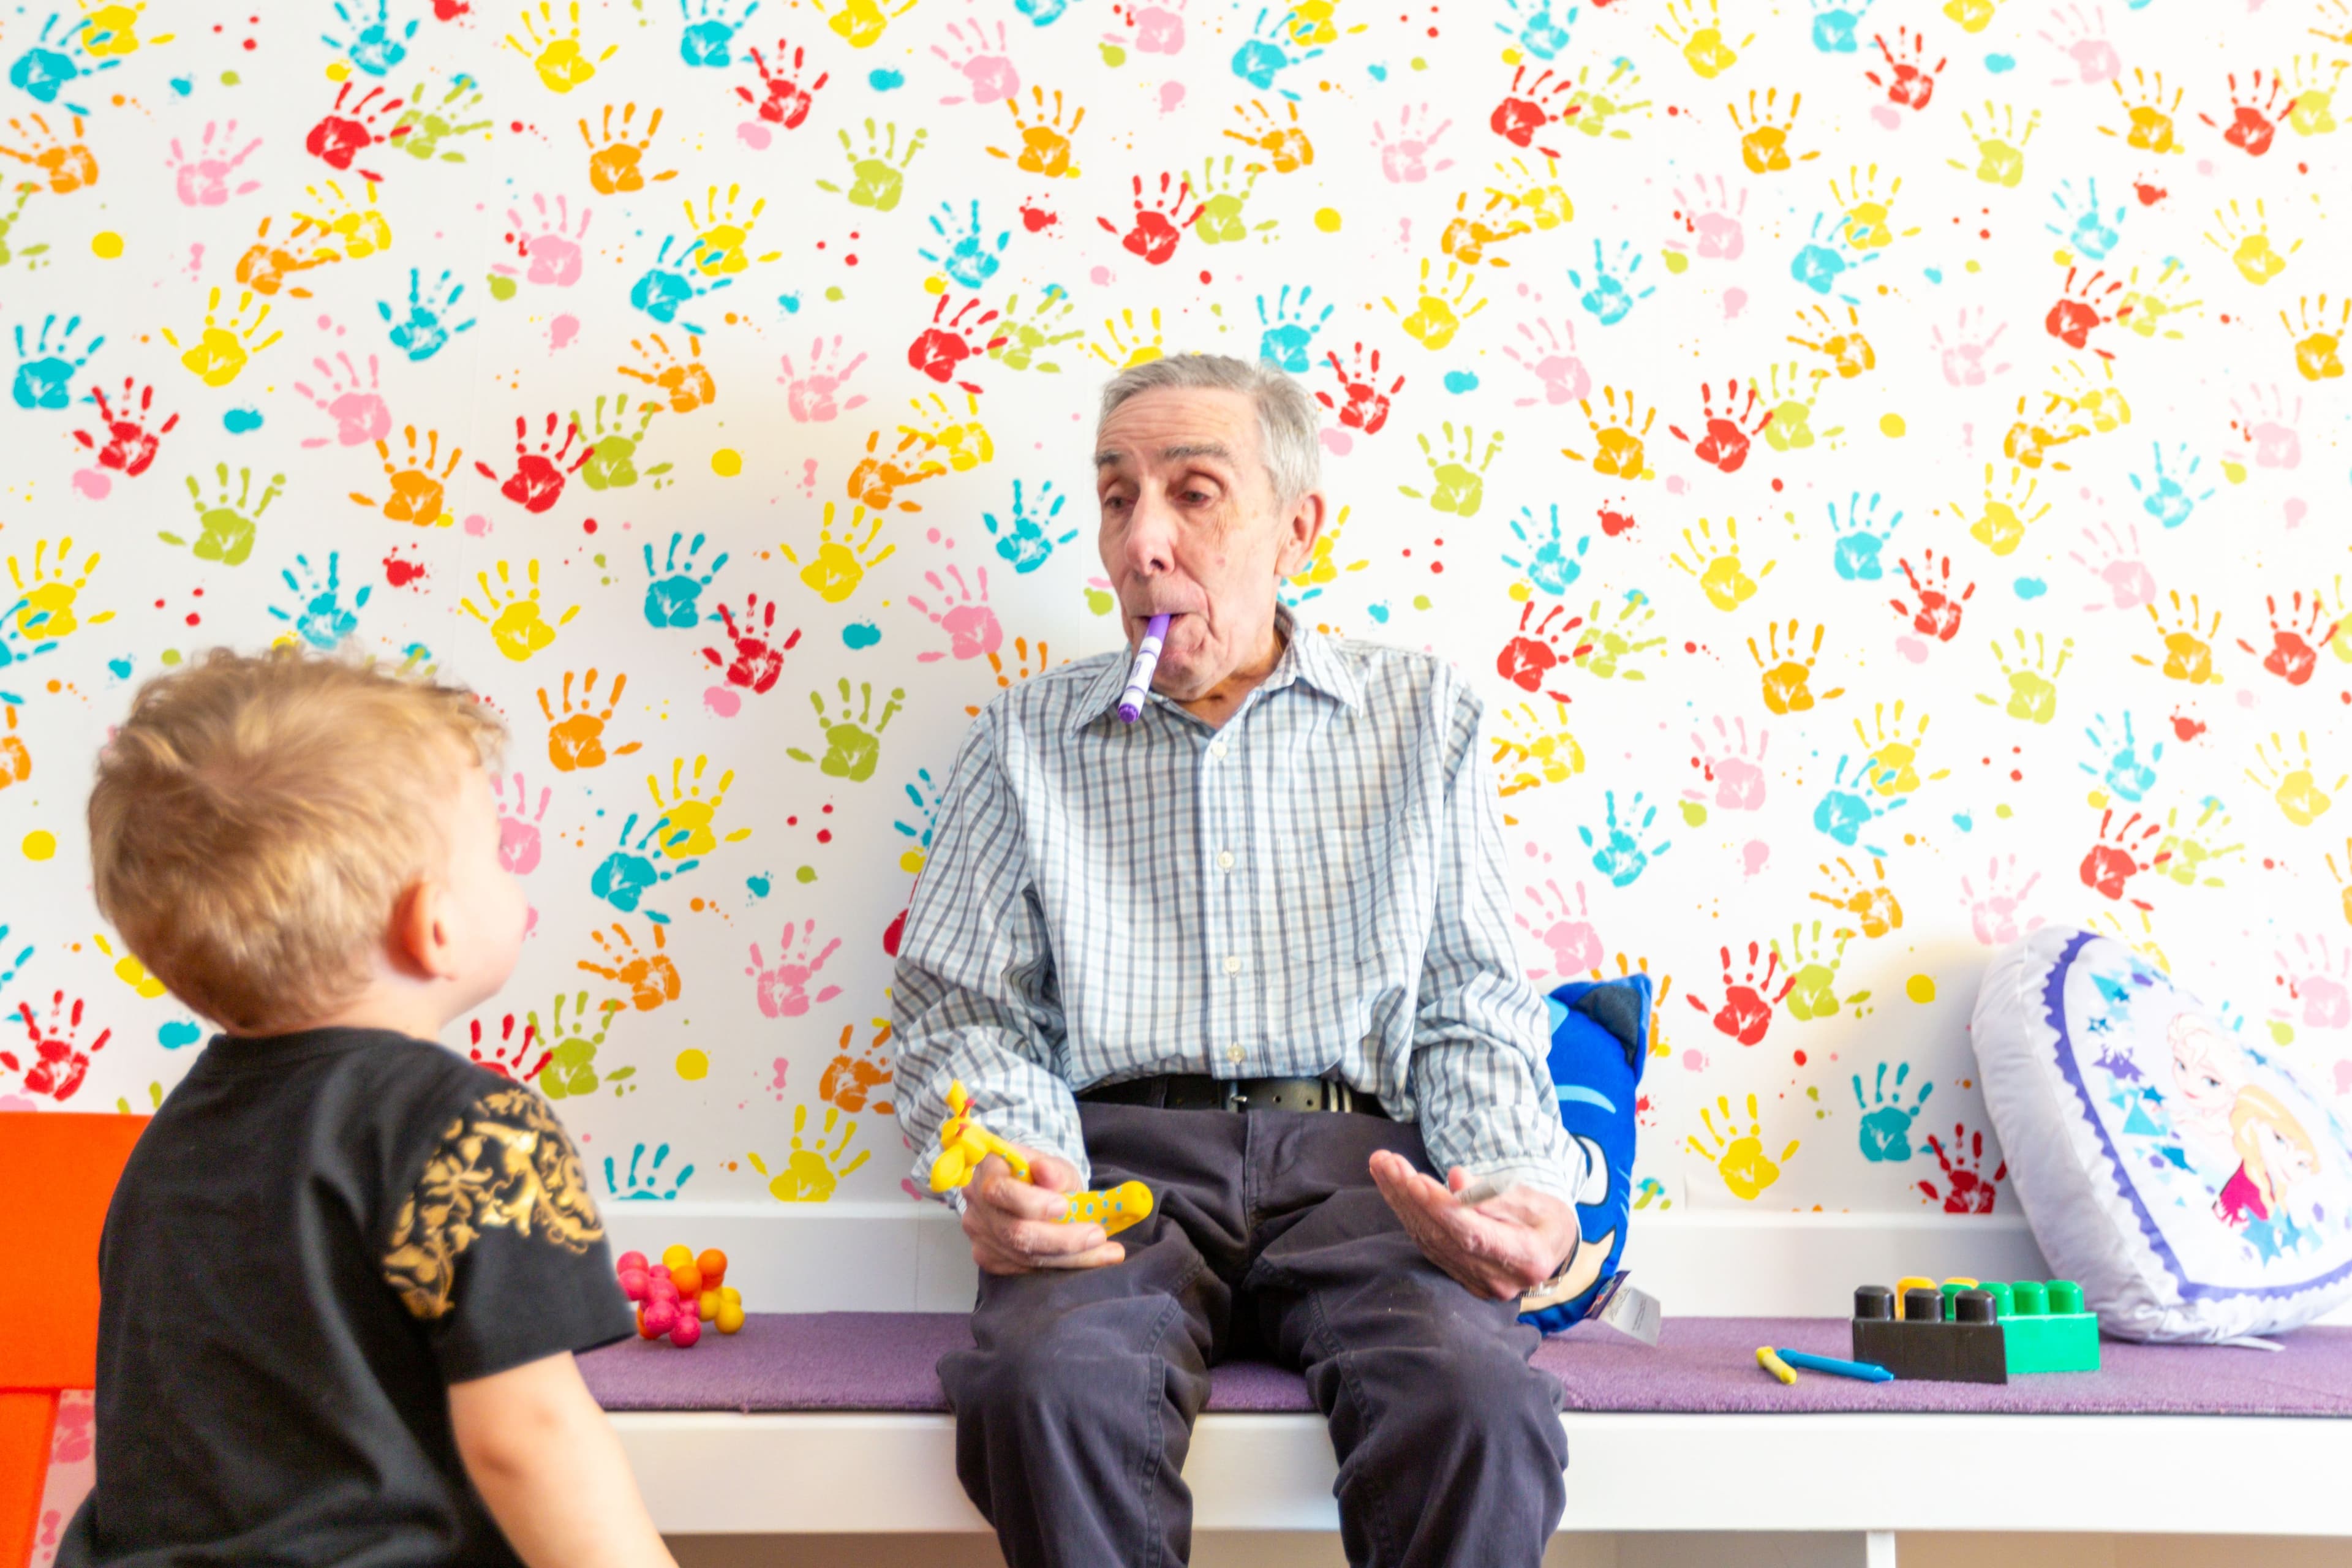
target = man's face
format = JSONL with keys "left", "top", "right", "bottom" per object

{"left": 1094, "top": 386, "right": 1321, "bottom": 701}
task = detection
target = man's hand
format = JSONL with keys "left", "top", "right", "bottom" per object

{"left": 962, "top": 1148, "right": 1127, "bottom": 1275}
{"left": 1368, "top": 1150, "right": 1579, "bottom": 1302}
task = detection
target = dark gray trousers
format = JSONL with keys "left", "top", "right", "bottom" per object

{"left": 937, "top": 1102, "right": 1569, "bottom": 1568}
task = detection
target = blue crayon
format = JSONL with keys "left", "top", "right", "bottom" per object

{"left": 1774, "top": 1348, "right": 1893, "bottom": 1384}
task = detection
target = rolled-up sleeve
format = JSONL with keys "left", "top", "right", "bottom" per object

{"left": 1405, "top": 679, "right": 1587, "bottom": 1205}
{"left": 890, "top": 709, "right": 1091, "bottom": 1200}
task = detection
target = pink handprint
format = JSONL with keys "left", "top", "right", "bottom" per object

{"left": 2037, "top": 4, "right": 2119, "bottom": 87}
{"left": 168, "top": 119, "right": 263, "bottom": 207}
{"left": 2227, "top": 385, "right": 2303, "bottom": 471}
{"left": 1514, "top": 878, "right": 1604, "bottom": 978}
{"left": 1129, "top": 0, "right": 1187, "bottom": 55}
{"left": 778, "top": 337, "right": 870, "bottom": 423}
{"left": 932, "top": 19, "right": 1020, "bottom": 104}
{"left": 1931, "top": 307, "right": 2012, "bottom": 388}
{"left": 1685, "top": 716, "right": 1770, "bottom": 811}
{"left": 2274, "top": 935, "right": 2351, "bottom": 1030}
{"left": 2069, "top": 520, "right": 2156, "bottom": 612}
{"left": 1959, "top": 855, "right": 2043, "bottom": 946}
{"left": 747, "top": 920, "right": 845, "bottom": 1019}
{"left": 1371, "top": 103, "right": 1453, "bottom": 184}
{"left": 499, "top": 194, "right": 591, "bottom": 287}
{"left": 293, "top": 352, "right": 391, "bottom": 450}
{"left": 492, "top": 771, "right": 552, "bottom": 875}
{"left": 908, "top": 564, "right": 1002, "bottom": 662}
{"left": 1500, "top": 317, "right": 1590, "bottom": 408}
{"left": 1670, "top": 174, "right": 1747, "bottom": 261}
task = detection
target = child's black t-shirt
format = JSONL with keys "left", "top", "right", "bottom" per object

{"left": 56, "top": 1027, "right": 636, "bottom": 1567}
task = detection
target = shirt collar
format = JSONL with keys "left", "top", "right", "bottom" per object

{"left": 1074, "top": 603, "right": 1363, "bottom": 733}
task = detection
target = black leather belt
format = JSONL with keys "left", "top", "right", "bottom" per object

{"left": 1078, "top": 1073, "right": 1387, "bottom": 1118}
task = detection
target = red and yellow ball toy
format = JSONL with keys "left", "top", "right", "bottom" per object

{"left": 615, "top": 1245, "right": 744, "bottom": 1347}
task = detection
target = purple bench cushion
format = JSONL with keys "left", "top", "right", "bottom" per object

{"left": 579, "top": 1313, "right": 2352, "bottom": 1418}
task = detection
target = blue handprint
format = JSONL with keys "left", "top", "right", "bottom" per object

{"left": 641, "top": 531, "right": 730, "bottom": 628}
{"left": 680, "top": 0, "right": 759, "bottom": 66}
{"left": 7, "top": 15, "right": 119, "bottom": 114}
{"left": 1789, "top": 212, "right": 1876, "bottom": 300}
{"left": 894, "top": 767, "right": 940, "bottom": 866}
{"left": 628, "top": 235, "right": 731, "bottom": 334}
{"left": 919, "top": 200, "right": 1011, "bottom": 290}
{"left": 1828, "top": 492, "right": 1902, "bottom": 582}
{"left": 1254, "top": 284, "right": 1334, "bottom": 372}
{"left": 1567, "top": 239, "right": 1653, "bottom": 327}
{"left": 606, "top": 1141, "right": 698, "bottom": 1200}
{"left": 1501, "top": 505, "right": 1591, "bottom": 596}
{"left": 2045, "top": 178, "right": 2126, "bottom": 262}
{"left": 1812, "top": 755, "right": 1905, "bottom": 850}
{"left": 1855, "top": 1061, "right": 1932, "bottom": 1162}
{"left": 1809, "top": 0, "right": 1872, "bottom": 53}
{"left": 984, "top": 479, "right": 1077, "bottom": 573}
{"left": 1578, "top": 790, "right": 1670, "bottom": 888}
{"left": 2127, "top": 442, "right": 2212, "bottom": 531}
{"left": 268, "top": 552, "right": 372, "bottom": 650}
{"left": 1494, "top": 0, "right": 1576, "bottom": 59}
{"left": 1229, "top": 7, "right": 1323, "bottom": 96}
{"left": 2079, "top": 712, "right": 2162, "bottom": 803}
{"left": 377, "top": 269, "right": 476, "bottom": 363}
{"left": 1013, "top": 0, "right": 1072, "bottom": 24}
{"left": 10, "top": 314, "right": 101, "bottom": 410}
{"left": 590, "top": 812, "right": 698, "bottom": 913}
{"left": 322, "top": 0, "right": 418, "bottom": 76}
{"left": 0, "top": 924, "right": 31, "bottom": 989}
{"left": 0, "top": 598, "right": 61, "bottom": 704}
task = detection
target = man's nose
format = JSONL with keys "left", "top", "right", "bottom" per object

{"left": 1121, "top": 489, "right": 1178, "bottom": 578}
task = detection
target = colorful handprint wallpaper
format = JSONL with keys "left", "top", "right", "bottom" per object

{"left": 0, "top": 0, "right": 2346, "bottom": 1218}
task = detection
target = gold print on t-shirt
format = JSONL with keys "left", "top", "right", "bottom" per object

{"left": 382, "top": 1087, "right": 606, "bottom": 1321}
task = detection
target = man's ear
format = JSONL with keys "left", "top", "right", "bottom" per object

{"left": 1273, "top": 488, "right": 1329, "bottom": 579}
{"left": 387, "top": 879, "right": 465, "bottom": 982}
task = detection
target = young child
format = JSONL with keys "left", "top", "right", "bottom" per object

{"left": 61, "top": 646, "right": 674, "bottom": 1568}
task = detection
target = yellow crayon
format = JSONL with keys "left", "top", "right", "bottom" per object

{"left": 1755, "top": 1346, "right": 1798, "bottom": 1385}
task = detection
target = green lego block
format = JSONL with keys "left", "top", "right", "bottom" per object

{"left": 1982, "top": 1278, "right": 2101, "bottom": 1374}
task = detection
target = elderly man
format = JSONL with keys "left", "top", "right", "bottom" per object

{"left": 891, "top": 354, "right": 1585, "bottom": 1568}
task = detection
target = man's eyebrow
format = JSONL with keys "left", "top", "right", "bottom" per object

{"left": 1093, "top": 442, "right": 1238, "bottom": 468}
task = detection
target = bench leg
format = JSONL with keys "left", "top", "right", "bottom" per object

{"left": 1615, "top": 1529, "right": 1896, "bottom": 1568}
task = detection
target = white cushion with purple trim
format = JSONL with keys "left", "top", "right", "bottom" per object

{"left": 1973, "top": 925, "right": 2352, "bottom": 1343}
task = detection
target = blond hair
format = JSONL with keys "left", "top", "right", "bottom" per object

{"left": 2230, "top": 1086, "right": 2320, "bottom": 1208}
{"left": 88, "top": 646, "right": 504, "bottom": 1033}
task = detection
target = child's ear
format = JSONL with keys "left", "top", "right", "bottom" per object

{"left": 388, "top": 879, "right": 464, "bottom": 982}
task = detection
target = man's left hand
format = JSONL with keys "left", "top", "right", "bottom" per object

{"left": 1368, "top": 1149, "right": 1579, "bottom": 1302}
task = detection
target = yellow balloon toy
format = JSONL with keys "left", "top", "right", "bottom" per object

{"left": 929, "top": 1080, "right": 1154, "bottom": 1238}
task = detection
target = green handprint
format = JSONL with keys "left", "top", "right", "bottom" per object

{"left": 394, "top": 75, "right": 493, "bottom": 161}
{"left": 1397, "top": 423, "right": 1504, "bottom": 517}
{"left": 163, "top": 464, "right": 283, "bottom": 567}
{"left": 989, "top": 286, "right": 1084, "bottom": 373}
{"left": 573, "top": 393, "right": 670, "bottom": 492}
{"left": 1771, "top": 920, "right": 1865, "bottom": 1021}
{"left": 815, "top": 119, "right": 927, "bottom": 213}
{"left": 530, "top": 990, "right": 626, "bottom": 1100}
{"left": 786, "top": 678, "right": 906, "bottom": 782}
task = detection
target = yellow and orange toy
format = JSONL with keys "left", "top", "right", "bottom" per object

{"left": 616, "top": 1244, "right": 744, "bottom": 1347}
{"left": 929, "top": 1080, "right": 1155, "bottom": 1237}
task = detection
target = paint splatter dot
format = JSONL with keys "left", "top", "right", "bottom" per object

{"left": 1661, "top": 250, "right": 1689, "bottom": 274}
{"left": 842, "top": 620, "right": 881, "bottom": 648}
{"left": 1442, "top": 370, "right": 1479, "bottom": 393}
{"left": 1905, "top": 974, "right": 1937, "bottom": 1004}
{"left": 1985, "top": 53, "right": 2015, "bottom": 73}
{"left": 703, "top": 685, "right": 742, "bottom": 716}
{"left": 1314, "top": 208, "right": 1343, "bottom": 233}
{"left": 486, "top": 273, "right": 519, "bottom": 301}
{"left": 900, "top": 848, "right": 925, "bottom": 874}
{"left": 1879, "top": 412, "right": 1906, "bottom": 437}
{"left": 223, "top": 407, "right": 263, "bottom": 433}
{"left": 676, "top": 1049, "right": 709, "bottom": 1080}
{"left": 868, "top": 68, "right": 905, "bottom": 90}
{"left": 2013, "top": 577, "right": 2047, "bottom": 600}
{"left": 747, "top": 873, "right": 772, "bottom": 898}
{"left": 795, "top": 865, "right": 817, "bottom": 883}
{"left": 712, "top": 448, "right": 742, "bottom": 477}
{"left": 159, "top": 1020, "right": 202, "bottom": 1049}
{"left": 1679, "top": 801, "right": 1708, "bottom": 827}
{"left": 91, "top": 231, "right": 123, "bottom": 258}
{"left": 22, "top": 831, "right": 56, "bottom": 861}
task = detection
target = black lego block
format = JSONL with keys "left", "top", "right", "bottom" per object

{"left": 1850, "top": 1286, "right": 2009, "bottom": 1384}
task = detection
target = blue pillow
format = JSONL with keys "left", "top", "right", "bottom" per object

{"left": 1518, "top": 973, "right": 1650, "bottom": 1333}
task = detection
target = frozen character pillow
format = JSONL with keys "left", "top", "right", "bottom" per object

{"left": 1519, "top": 973, "right": 1649, "bottom": 1333}
{"left": 1972, "top": 926, "right": 2352, "bottom": 1344}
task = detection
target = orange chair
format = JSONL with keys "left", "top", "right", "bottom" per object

{"left": 0, "top": 1113, "right": 147, "bottom": 1568}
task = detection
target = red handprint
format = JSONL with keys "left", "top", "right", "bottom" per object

{"left": 2045, "top": 266, "right": 2122, "bottom": 356}
{"left": 1864, "top": 30, "right": 1947, "bottom": 111}
{"left": 1888, "top": 551, "right": 1975, "bottom": 642}
{"left": 1684, "top": 941, "right": 1790, "bottom": 1046}
{"left": 1918, "top": 1123, "right": 2007, "bottom": 1215}
{"left": 467, "top": 1012, "right": 549, "bottom": 1082}
{"left": 736, "top": 40, "right": 830, "bottom": 129}
{"left": 2079, "top": 808, "right": 2168, "bottom": 909}
{"left": 5, "top": 993, "right": 110, "bottom": 1103}
{"left": 1488, "top": 64, "right": 1568, "bottom": 157}
{"left": 1097, "top": 172, "right": 1200, "bottom": 266}
{"left": 701, "top": 594, "right": 802, "bottom": 694}
{"left": 304, "top": 82, "right": 410, "bottom": 183}
{"left": 906, "top": 295, "right": 1008, "bottom": 394}
{"left": 473, "top": 412, "right": 592, "bottom": 514}
{"left": 2234, "top": 590, "right": 2335, "bottom": 688}
{"left": 1667, "top": 378, "right": 1771, "bottom": 475}
{"left": 2199, "top": 70, "right": 2286, "bottom": 159}
{"left": 72, "top": 379, "right": 179, "bottom": 478}
{"left": 1316, "top": 342, "right": 1403, "bottom": 434}
{"left": 1495, "top": 601, "right": 1591, "bottom": 701}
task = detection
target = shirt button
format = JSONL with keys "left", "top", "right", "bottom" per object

{"left": 1226, "top": 1044, "right": 1246, "bottom": 1064}
{"left": 1223, "top": 955, "right": 1242, "bottom": 974}
{"left": 1217, "top": 850, "right": 1235, "bottom": 871}
{"left": 1209, "top": 741, "right": 1228, "bottom": 760}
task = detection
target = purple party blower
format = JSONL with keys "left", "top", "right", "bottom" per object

{"left": 1118, "top": 612, "right": 1170, "bottom": 723}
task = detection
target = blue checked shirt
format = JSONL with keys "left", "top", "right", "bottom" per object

{"left": 890, "top": 607, "right": 1585, "bottom": 1205}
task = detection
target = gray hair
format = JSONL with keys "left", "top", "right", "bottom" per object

{"left": 1096, "top": 353, "right": 1322, "bottom": 506}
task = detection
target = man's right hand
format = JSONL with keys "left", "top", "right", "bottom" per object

{"left": 962, "top": 1150, "right": 1127, "bottom": 1275}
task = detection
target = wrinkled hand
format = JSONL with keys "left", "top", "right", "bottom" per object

{"left": 1368, "top": 1150, "right": 1579, "bottom": 1302}
{"left": 962, "top": 1149, "right": 1126, "bottom": 1276}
